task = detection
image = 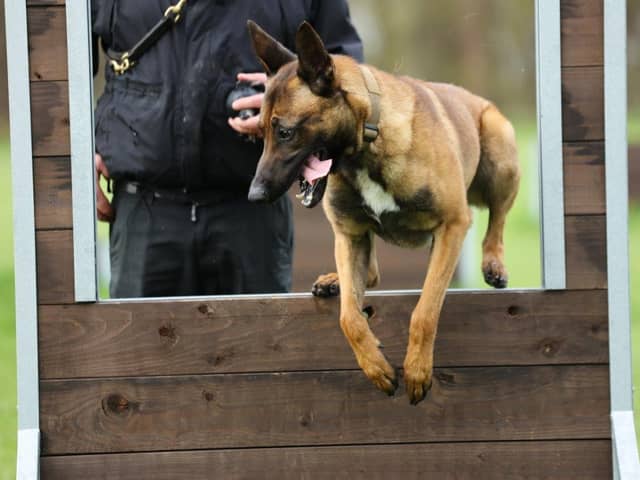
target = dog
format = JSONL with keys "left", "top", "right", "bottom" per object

{"left": 246, "top": 21, "right": 520, "bottom": 404}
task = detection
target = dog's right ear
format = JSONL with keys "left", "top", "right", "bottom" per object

{"left": 247, "top": 20, "right": 296, "bottom": 75}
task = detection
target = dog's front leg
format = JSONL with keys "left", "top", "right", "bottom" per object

{"left": 404, "top": 213, "right": 470, "bottom": 404}
{"left": 334, "top": 230, "right": 398, "bottom": 396}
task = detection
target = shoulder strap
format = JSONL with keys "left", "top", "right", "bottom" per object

{"left": 108, "top": 0, "right": 187, "bottom": 75}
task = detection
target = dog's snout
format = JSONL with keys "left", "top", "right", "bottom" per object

{"left": 248, "top": 182, "right": 269, "bottom": 203}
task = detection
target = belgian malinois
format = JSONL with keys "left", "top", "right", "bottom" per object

{"left": 247, "top": 21, "right": 520, "bottom": 404}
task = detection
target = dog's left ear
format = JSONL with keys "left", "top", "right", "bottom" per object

{"left": 295, "top": 21, "right": 336, "bottom": 96}
{"left": 248, "top": 20, "right": 296, "bottom": 75}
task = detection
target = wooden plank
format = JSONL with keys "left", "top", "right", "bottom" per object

{"left": 563, "top": 142, "right": 605, "bottom": 215}
{"left": 36, "top": 229, "right": 74, "bottom": 304}
{"left": 39, "top": 365, "right": 610, "bottom": 455}
{"left": 565, "top": 215, "right": 607, "bottom": 289}
{"left": 38, "top": 289, "right": 609, "bottom": 379}
{"left": 27, "top": 5, "right": 68, "bottom": 81}
{"left": 27, "top": 0, "right": 65, "bottom": 5}
{"left": 40, "top": 440, "right": 612, "bottom": 480}
{"left": 34, "top": 156, "right": 72, "bottom": 230}
{"left": 562, "top": 66, "right": 603, "bottom": 142}
{"left": 30, "top": 80, "right": 70, "bottom": 157}
{"left": 561, "top": 0, "right": 603, "bottom": 67}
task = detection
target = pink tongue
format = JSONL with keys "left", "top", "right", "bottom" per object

{"left": 302, "top": 154, "right": 333, "bottom": 184}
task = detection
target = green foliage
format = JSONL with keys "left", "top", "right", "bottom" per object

{"left": 0, "top": 138, "right": 16, "bottom": 480}
{"left": 631, "top": 205, "right": 640, "bottom": 444}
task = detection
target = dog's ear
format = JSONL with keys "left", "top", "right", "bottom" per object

{"left": 295, "top": 21, "right": 336, "bottom": 96}
{"left": 247, "top": 20, "right": 296, "bottom": 75}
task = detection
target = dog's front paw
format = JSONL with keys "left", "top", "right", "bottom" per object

{"left": 359, "top": 350, "right": 398, "bottom": 396}
{"left": 403, "top": 355, "right": 433, "bottom": 405}
{"left": 312, "top": 272, "right": 340, "bottom": 297}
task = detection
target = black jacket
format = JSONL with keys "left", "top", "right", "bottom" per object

{"left": 92, "top": 0, "right": 363, "bottom": 192}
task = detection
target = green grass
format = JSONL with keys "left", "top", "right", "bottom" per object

{"left": 0, "top": 137, "right": 16, "bottom": 480}
{"left": 631, "top": 205, "right": 640, "bottom": 445}
{"left": 629, "top": 109, "right": 640, "bottom": 447}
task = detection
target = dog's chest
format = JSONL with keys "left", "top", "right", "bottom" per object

{"left": 353, "top": 169, "right": 400, "bottom": 217}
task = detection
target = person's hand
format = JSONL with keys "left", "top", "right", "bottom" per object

{"left": 95, "top": 153, "right": 114, "bottom": 222}
{"left": 227, "top": 72, "right": 267, "bottom": 137}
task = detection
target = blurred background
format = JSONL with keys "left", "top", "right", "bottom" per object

{"left": 0, "top": 1, "right": 638, "bottom": 478}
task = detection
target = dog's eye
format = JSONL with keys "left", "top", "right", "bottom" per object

{"left": 277, "top": 126, "right": 294, "bottom": 142}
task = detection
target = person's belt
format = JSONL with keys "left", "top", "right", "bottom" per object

{"left": 119, "top": 181, "right": 243, "bottom": 222}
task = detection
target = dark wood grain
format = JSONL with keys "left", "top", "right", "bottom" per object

{"left": 34, "top": 156, "right": 72, "bottom": 230}
{"left": 562, "top": 66, "right": 604, "bottom": 142}
{"left": 40, "top": 440, "right": 612, "bottom": 480}
{"left": 561, "top": 0, "right": 603, "bottom": 67}
{"left": 565, "top": 215, "right": 607, "bottom": 289}
{"left": 27, "top": 5, "right": 67, "bottom": 81}
{"left": 30, "top": 81, "right": 70, "bottom": 157}
{"left": 563, "top": 142, "right": 605, "bottom": 215}
{"left": 39, "top": 365, "right": 610, "bottom": 455}
{"left": 36, "top": 229, "right": 74, "bottom": 304}
{"left": 38, "top": 289, "right": 608, "bottom": 379}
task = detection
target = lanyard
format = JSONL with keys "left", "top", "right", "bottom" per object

{"left": 108, "top": 0, "right": 187, "bottom": 75}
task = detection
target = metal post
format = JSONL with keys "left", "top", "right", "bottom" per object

{"left": 535, "top": 0, "right": 566, "bottom": 290}
{"left": 604, "top": 0, "right": 640, "bottom": 478}
{"left": 5, "top": 0, "right": 41, "bottom": 477}
{"left": 67, "top": 0, "right": 98, "bottom": 302}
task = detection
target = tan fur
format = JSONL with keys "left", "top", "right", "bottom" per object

{"left": 249, "top": 22, "right": 520, "bottom": 404}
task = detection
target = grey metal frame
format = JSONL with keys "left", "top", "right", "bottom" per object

{"left": 69, "top": 0, "right": 563, "bottom": 300}
{"left": 6, "top": 1, "right": 41, "bottom": 479}
{"left": 67, "top": 1, "right": 98, "bottom": 302}
{"left": 535, "top": 0, "right": 566, "bottom": 290}
{"left": 604, "top": 0, "right": 640, "bottom": 478}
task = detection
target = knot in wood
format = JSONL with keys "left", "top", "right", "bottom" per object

{"left": 435, "top": 372, "right": 455, "bottom": 385}
{"left": 507, "top": 305, "right": 521, "bottom": 316}
{"left": 197, "top": 303, "right": 214, "bottom": 316}
{"left": 539, "top": 338, "right": 561, "bottom": 357}
{"left": 202, "top": 390, "right": 215, "bottom": 402}
{"left": 104, "top": 394, "right": 130, "bottom": 415}
{"left": 298, "top": 412, "right": 313, "bottom": 427}
{"left": 158, "top": 324, "right": 177, "bottom": 341}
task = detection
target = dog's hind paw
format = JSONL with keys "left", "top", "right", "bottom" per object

{"left": 312, "top": 272, "right": 340, "bottom": 297}
{"left": 482, "top": 260, "right": 508, "bottom": 289}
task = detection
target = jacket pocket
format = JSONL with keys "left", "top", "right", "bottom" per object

{"left": 95, "top": 79, "right": 173, "bottom": 183}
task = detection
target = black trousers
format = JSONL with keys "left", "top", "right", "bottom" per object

{"left": 109, "top": 187, "right": 293, "bottom": 298}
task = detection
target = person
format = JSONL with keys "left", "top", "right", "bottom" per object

{"left": 91, "top": 0, "right": 363, "bottom": 297}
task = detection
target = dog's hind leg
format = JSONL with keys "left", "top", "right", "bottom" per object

{"left": 404, "top": 212, "right": 471, "bottom": 404}
{"left": 334, "top": 230, "right": 397, "bottom": 396}
{"left": 472, "top": 105, "right": 521, "bottom": 288}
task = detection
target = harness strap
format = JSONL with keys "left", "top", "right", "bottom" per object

{"left": 108, "top": 0, "right": 187, "bottom": 75}
{"left": 359, "top": 65, "right": 381, "bottom": 143}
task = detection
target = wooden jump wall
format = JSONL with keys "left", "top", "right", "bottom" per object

{"left": 24, "top": 0, "right": 611, "bottom": 478}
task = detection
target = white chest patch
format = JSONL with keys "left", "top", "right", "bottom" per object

{"left": 354, "top": 169, "right": 400, "bottom": 217}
